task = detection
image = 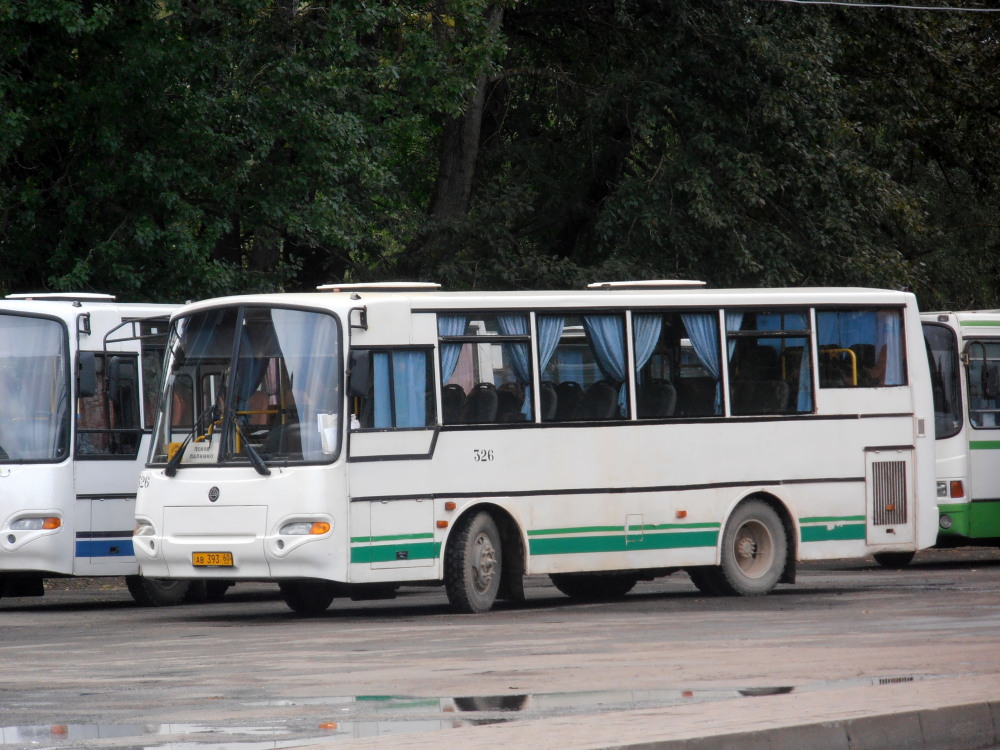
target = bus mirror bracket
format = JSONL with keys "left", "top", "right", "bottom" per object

{"left": 348, "top": 350, "right": 371, "bottom": 398}
{"left": 78, "top": 352, "right": 97, "bottom": 398}
{"left": 349, "top": 306, "right": 368, "bottom": 331}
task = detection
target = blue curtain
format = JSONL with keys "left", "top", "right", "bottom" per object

{"left": 498, "top": 314, "right": 532, "bottom": 418}
{"left": 393, "top": 351, "right": 429, "bottom": 428}
{"left": 438, "top": 315, "right": 466, "bottom": 382}
{"left": 682, "top": 313, "right": 720, "bottom": 379}
{"left": 537, "top": 315, "right": 565, "bottom": 374}
{"left": 497, "top": 315, "right": 531, "bottom": 382}
{"left": 373, "top": 353, "right": 391, "bottom": 428}
{"left": 584, "top": 315, "right": 628, "bottom": 415}
{"left": 632, "top": 314, "right": 663, "bottom": 378}
{"left": 877, "top": 311, "right": 904, "bottom": 386}
{"left": 797, "top": 343, "right": 813, "bottom": 411}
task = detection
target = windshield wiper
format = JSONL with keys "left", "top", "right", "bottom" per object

{"left": 229, "top": 412, "right": 271, "bottom": 477}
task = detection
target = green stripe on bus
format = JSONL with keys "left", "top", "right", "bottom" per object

{"left": 800, "top": 524, "right": 866, "bottom": 542}
{"left": 350, "top": 533, "right": 435, "bottom": 544}
{"left": 350, "top": 541, "right": 441, "bottom": 564}
{"left": 799, "top": 515, "right": 866, "bottom": 524}
{"left": 528, "top": 522, "right": 720, "bottom": 537}
{"left": 970, "top": 441, "right": 1000, "bottom": 450}
{"left": 960, "top": 320, "right": 1000, "bottom": 327}
{"left": 529, "top": 530, "right": 718, "bottom": 556}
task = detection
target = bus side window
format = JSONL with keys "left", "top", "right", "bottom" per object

{"left": 356, "top": 349, "right": 434, "bottom": 429}
{"left": 726, "top": 311, "right": 812, "bottom": 415}
{"left": 438, "top": 314, "right": 533, "bottom": 425}
{"left": 816, "top": 309, "right": 907, "bottom": 388}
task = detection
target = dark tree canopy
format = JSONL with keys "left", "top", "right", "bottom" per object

{"left": 1, "top": 1, "right": 998, "bottom": 310}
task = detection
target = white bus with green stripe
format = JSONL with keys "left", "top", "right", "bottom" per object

{"left": 133, "top": 282, "right": 937, "bottom": 613}
{"left": 921, "top": 311, "right": 1000, "bottom": 557}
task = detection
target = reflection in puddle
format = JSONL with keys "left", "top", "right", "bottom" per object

{"left": 0, "top": 675, "right": 934, "bottom": 750}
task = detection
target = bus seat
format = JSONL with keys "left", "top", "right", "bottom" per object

{"left": 554, "top": 381, "right": 583, "bottom": 421}
{"left": 578, "top": 380, "right": 618, "bottom": 420}
{"left": 462, "top": 382, "right": 498, "bottom": 423}
{"left": 539, "top": 381, "right": 558, "bottom": 421}
{"left": 732, "top": 380, "right": 790, "bottom": 415}
{"left": 496, "top": 382, "right": 526, "bottom": 422}
{"left": 441, "top": 383, "right": 466, "bottom": 424}
{"left": 637, "top": 379, "right": 677, "bottom": 418}
{"left": 247, "top": 391, "right": 271, "bottom": 426}
{"left": 740, "top": 346, "right": 781, "bottom": 379}
{"left": 262, "top": 423, "right": 301, "bottom": 457}
{"left": 676, "top": 377, "right": 717, "bottom": 416}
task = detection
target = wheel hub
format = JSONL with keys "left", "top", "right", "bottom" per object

{"left": 472, "top": 533, "right": 497, "bottom": 593}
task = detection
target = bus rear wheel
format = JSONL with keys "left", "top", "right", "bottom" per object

{"left": 279, "top": 580, "right": 336, "bottom": 614}
{"left": 549, "top": 573, "right": 638, "bottom": 600}
{"left": 445, "top": 511, "right": 502, "bottom": 614}
{"left": 715, "top": 500, "right": 787, "bottom": 597}
{"left": 125, "top": 576, "right": 192, "bottom": 606}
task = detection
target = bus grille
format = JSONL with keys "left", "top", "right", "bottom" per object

{"left": 872, "top": 460, "right": 908, "bottom": 525}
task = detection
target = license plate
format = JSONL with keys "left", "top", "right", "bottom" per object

{"left": 192, "top": 552, "right": 233, "bottom": 567}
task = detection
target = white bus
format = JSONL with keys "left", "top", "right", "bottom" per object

{"left": 0, "top": 293, "right": 202, "bottom": 606}
{"left": 133, "top": 282, "right": 937, "bottom": 614}
{"left": 921, "top": 311, "right": 1000, "bottom": 555}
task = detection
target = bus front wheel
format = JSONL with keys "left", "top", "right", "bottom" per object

{"left": 279, "top": 580, "right": 336, "bottom": 615}
{"left": 715, "top": 500, "right": 787, "bottom": 597}
{"left": 445, "top": 511, "right": 502, "bottom": 614}
{"left": 125, "top": 576, "right": 192, "bottom": 606}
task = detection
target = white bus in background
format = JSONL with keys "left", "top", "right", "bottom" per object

{"left": 0, "top": 293, "right": 206, "bottom": 606}
{"left": 133, "top": 282, "right": 937, "bottom": 614}
{"left": 920, "top": 311, "right": 1000, "bottom": 558}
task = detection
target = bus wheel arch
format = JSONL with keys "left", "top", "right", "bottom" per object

{"left": 714, "top": 494, "right": 792, "bottom": 597}
{"left": 444, "top": 506, "right": 517, "bottom": 613}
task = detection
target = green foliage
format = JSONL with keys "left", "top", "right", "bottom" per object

{"left": 0, "top": 0, "right": 998, "bottom": 310}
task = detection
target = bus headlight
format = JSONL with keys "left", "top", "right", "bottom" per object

{"left": 280, "top": 521, "right": 331, "bottom": 536}
{"left": 133, "top": 522, "right": 155, "bottom": 537}
{"left": 936, "top": 482, "right": 948, "bottom": 498}
{"left": 939, "top": 514, "right": 953, "bottom": 530}
{"left": 11, "top": 517, "right": 61, "bottom": 531}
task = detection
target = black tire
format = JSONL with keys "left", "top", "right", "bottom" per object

{"left": 873, "top": 551, "right": 915, "bottom": 569}
{"left": 278, "top": 580, "right": 336, "bottom": 614}
{"left": 125, "top": 575, "right": 192, "bottom": 607}
{"left": 445, "top": 511, "right": 502, "bottom": 614}
{"left": 714, "top": 500, "right": 787, "bottom": 596}
{"left": 685, "top": 566, "right": 726, "bottom": 596}
{"left": 549, "top": 573, "right": 638, "bottom": 600}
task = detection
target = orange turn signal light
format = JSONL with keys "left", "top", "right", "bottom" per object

{"left": 676, "top": 510, "right": 687, "bottom": 519}
{"left": 444, "top": 501, "right": 457, "bottom": 511}
{"left": 43, "top": 518, "right": 62, "bottom": 530}
{"left": 310, "top": 522, "right": 331, "bottom": 535}
{"left": 950, "top": 480, "right": 964, "bottom": 499}
{"left": 437, "top": 520, "right": 449, "bottom": 529}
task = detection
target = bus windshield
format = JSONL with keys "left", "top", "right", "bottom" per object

{"left": 150, "top": 306, "right": 342, "bottom": 467}
{"left": 921, "top": 322, "right": 962, "bottom": 439}
{"left": 0, "top": 313, "right": 70, "bottom": 462}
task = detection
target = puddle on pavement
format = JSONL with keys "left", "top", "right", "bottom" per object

{"left": 0, "top": 675, "right": 936, "bottom": 750}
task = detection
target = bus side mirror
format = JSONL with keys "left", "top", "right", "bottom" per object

{"left": 348, "top": 350, "right": 371, "bottom": 398}
{"left": 78, "top": 352, "right": 97, "bottom": 398}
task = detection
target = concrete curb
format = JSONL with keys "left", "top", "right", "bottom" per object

{"left": 327, "top": 674, "right": 1000, "bottom": 750}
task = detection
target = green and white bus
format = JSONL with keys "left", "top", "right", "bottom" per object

{"left": 132, "top": 282, "right": 937, "bottom": 613}
{"left": 922, "top": 310, "right": 1000, "bottom": 554}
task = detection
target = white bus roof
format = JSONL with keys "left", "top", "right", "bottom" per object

{"left": 171, "top": 285, "right": 916, "bottom": 320}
